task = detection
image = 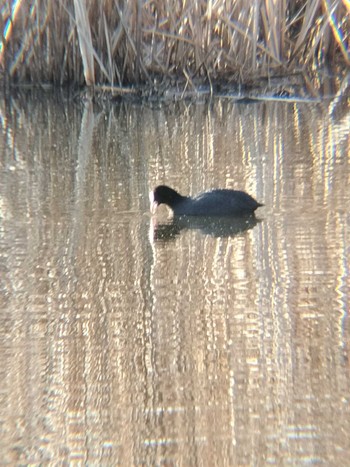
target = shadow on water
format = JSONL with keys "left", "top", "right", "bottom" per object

{"left": 150, "top": 215, "right": 261, "bottom": 241}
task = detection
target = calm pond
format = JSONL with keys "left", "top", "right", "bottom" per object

{"left": 0, "top": 86, "right": 349, "bottom": 465}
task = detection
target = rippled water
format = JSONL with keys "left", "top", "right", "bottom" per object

{"left": 0, "top": 87, "right": 349, "bottom": 465}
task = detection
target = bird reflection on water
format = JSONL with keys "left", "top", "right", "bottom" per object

{"left": 150, "top": 215, "right": 260, "bottom": 242}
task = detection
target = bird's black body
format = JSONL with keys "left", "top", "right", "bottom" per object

{"left": 150, "top": 185, "right": 263, "bottom": 217}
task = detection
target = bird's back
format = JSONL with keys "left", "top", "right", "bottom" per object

{"left": 174, "top": 189, "right": 261, "bottom": 216}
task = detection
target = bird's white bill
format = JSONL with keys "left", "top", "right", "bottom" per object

{"left": 149, "top": 190, "right": 158, "bottom": 214}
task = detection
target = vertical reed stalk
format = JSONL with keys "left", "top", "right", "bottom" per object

{"left": 73, "top": 0, "right": 95, "bottom": 85}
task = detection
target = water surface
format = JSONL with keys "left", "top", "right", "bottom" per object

{"left": 0, "top": 88, "right": 349, "bottom": 465}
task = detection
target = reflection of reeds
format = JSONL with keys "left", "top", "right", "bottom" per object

{"left": 0, "top": 0, "right": 349, "bottom": 87}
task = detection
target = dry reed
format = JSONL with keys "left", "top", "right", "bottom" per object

{"left": 0, "top": 0, "right": 349, "bottom": 90}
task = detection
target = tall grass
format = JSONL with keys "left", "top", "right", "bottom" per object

{"left": 0, "top": 0, "right": 349, "bottom": 88}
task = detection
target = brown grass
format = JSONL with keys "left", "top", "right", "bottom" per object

{"left": 0, "top": 0, "right": 349, "bottom": 89}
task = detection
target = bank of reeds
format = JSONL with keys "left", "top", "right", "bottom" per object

{"left": 0, "top": 0, "right": 349, "bottom": 91}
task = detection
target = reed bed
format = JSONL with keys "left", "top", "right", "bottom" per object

{"left": 0, "top": 0, "right": 349, "bottom": 90}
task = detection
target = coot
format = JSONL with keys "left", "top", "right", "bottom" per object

{"left": 150, "top": 185, "right": 263, "bottom": 217}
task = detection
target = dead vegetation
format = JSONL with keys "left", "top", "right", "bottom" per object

{"left": 0, "top": 0, "right": 349, "bottom": 91}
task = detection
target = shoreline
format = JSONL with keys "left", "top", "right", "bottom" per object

{"left": 2, "top": 67, "right": 348, "bottom": 105}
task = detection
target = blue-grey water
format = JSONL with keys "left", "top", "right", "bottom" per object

{"left": 0, "top": 85, "right": 349, "bottom": 465}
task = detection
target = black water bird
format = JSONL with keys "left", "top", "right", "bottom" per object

{"left": 150, "top": 185, "right": 263, "bottom": 217}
